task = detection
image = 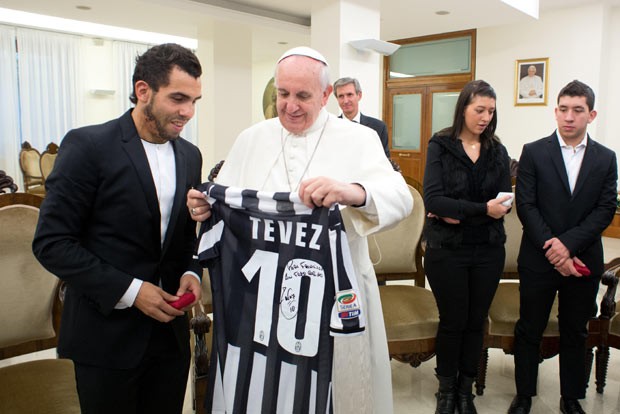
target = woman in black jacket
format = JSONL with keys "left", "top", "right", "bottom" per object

{"left": 423, "top": 80, "right": 512, "bottom": 414}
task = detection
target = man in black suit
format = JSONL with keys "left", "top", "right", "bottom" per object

{"left": 33, "top": 43, "right": 204, "bottom": 414}
{"left": 334, "top": 77, "right": 391, "bottom": 158}
{"left": 508, "top": 80, "right": 617, "bottom": 414}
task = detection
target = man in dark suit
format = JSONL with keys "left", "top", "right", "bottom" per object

{"left": 33, "top": 43, "right": 204, "bottom": 414}
{"left": 508, "top": 80, "right": 617, "bottom": 414}
{"left": 334, "top": 77, "right": 391, "bottom": 159}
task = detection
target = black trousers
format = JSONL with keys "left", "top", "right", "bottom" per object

{"left": 513, "top": 265, "right": 599, "bottom": 399}
{"left": 425, "top": 244, "right": 504, "bottom": 377}
{"left": 72, "top": 321, "right": 190, "bottom": 414}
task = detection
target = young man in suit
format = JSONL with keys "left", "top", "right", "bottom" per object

{"left": 334, "top": 77, "right": 391, "bottom": 159}
{"left": 508, "top": 80, "right": 617, "bottom": 414}
{"left": 33, "top": 43, "right": 204, "bottom": 414}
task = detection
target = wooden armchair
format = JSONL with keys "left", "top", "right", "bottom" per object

{"left": 18, "top": 141, "right": 45, "bottom": 196}
{"left": 189, "top": 270, "right": 213, "bottom": 414}
{"left": 373, "top": 181, "right": 440, "bottom": 367}
{"left": 40, "top": 142, "right": 59, "bottom": 182}
{"left": 0, "top": 192, "right": 80, "bottom": 413}
{"left": 594, "top": 259, "right": 620, "bottom": 393}
{"left": 0, "top": 170, "right": 18, "bottom": 194}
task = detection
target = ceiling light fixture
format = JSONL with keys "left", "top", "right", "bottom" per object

{"left": 435, "top": 10, "right": 450, "bottom": 16}
{"left": 0, "top": 7, "right": 197, "bottom": 48}
{"left": 349, "top": 39, "right": 401, "bottom": 56}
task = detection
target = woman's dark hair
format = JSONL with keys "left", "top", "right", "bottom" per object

{"left": 440, "top": 80, "right": 500, "bottom": 147}
{"left": 129, "top": 43, "right": 202, "bottom": 104}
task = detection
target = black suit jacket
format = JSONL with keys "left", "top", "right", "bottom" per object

{"left": 33, "top": 110, "right": 203, "bottom": 369}
{"left": 516, "top": 132, "right": 617, "bottom": 276}
{"left": 360, "top": 113, "right": 390, "bottom": 159}
{"left": 339, "top": 113, "right": 390, "bottom": 158}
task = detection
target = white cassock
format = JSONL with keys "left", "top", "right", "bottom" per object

{"left": 519, "top": 75, "right": 544, "bottom": 100}
{"left": 215, "top": 108, "right": 412, "bottom": 414}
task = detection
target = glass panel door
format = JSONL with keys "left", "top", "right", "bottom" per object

{"left": 392, "top": 93, "right": 422, "bottom": 150}
{"left": 431, "top": 91, "right": 459, "bottom": 134}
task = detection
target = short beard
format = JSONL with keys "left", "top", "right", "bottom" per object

{"left": 144, "top": 101, "right": 180, "bottom": 142}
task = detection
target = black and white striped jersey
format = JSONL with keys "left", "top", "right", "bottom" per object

{"left": 196, "top": 182, "right": 365, "bottom": 414}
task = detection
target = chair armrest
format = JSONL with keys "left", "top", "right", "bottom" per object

{"left": 190, "top": 302, "right": 211, "bottom": 376}
{"left": 600, "top": 262, "right": 620, "bottom": 320}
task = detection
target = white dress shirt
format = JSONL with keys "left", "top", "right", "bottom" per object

{"left": 557, "top": 130, "right": 587, "bottom": 194}
{"left": 116, "top": 140, "right": 176, "bottom": 309}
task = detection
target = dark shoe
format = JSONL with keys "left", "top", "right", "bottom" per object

{"left": 507, "top": 395, "right": 531, "bottom": 414}
{"left": 435, "top": 374, "right": 457, "bottom": 414}
{"left": 456, "top": 374, "right": 477, "bottom": 414}
{"left": 560, "top": 398, "right": 585, "bottom": 414}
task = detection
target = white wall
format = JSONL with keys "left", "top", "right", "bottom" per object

{"left": 20, "top": 3, "right": 619, "bottom": 184}
{"left": 477, "top": 4, "right": 618, "bottom": 165}
{"left": 80, "top": 38, "right": 121, "bottom": 126}
{"left": 252, "top": 60, "right": 277, "bottom": 124}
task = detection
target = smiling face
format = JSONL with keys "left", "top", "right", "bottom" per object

{"left": 134, "top": 66, "right": 202, "bottom": 143}
{"left": 275, "top": 56, "right": 331, "bottom": 135}
{"left": 555, "top": 95, "right": 597, "bottom": 144}
{"left": 335, "top": 83, "right": 361, "bottom": 120}
{"left": 461, "top": 95, "right": 496, "bottom": 140}
{"left": 527, "top": 65, "right": 537, "bottom": 77}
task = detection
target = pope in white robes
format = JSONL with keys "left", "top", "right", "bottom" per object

{"left": 188, "top": 47, "right": 412, "bottom": 413}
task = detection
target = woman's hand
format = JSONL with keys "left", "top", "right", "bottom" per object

{"left": 427, "top": 212, "right": 460, "bottom": 224}
{"left": 486, "top": 195, "right": 511, "bottom": 219}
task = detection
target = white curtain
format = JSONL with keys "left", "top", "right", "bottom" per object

{"left": 111, "top": 40, "right": 199, "bottom": 145}
{"left": 16, "top": 27, "right": 83, "bottom": 151}
{"left": 112, "top": 40, "right": 149, "bottom": 115}
{"left": 0, "top": 25, "right": 21, "bottom": 189}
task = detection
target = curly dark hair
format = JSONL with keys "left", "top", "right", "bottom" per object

{"left": 129, "top": 43, "right": 202, "bottom": 104}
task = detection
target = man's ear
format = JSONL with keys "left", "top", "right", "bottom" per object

{"left": 134, "top": 80, "right": 151, "bottom": 103}
{"left": 322, "top": 85, "right": 333, "bottom": 106}
{"left": 588, "top": 109, "right": 597, "bottom": 124}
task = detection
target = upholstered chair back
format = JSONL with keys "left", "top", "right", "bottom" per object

{"left": 0, "top": 194, "right": 58, "bottom": 348}
{"left": 368, "top": 184, "right": 425, "bottom": 280}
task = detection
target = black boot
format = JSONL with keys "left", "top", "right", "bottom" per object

{"left": 456, "top": 374, "right": 477, "bottom": 414}
{"left": 435, "top": 374, "right": 457, "bottom": 414}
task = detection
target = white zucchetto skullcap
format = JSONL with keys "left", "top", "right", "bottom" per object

{"left": 277, "top": 46, "right": 329, "bottom": 66}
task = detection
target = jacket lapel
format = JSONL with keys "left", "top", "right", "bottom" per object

{"left": 119, "top": 111, "right": 161, "bottom": 245}
{"left": 546, "top": 133, "right": 572, "bottom": 196}
{"left": 359, "top": 113, "right": 368, "bottom": 126}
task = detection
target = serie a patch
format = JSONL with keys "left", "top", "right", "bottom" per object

{"left": 336, "top": 289, "right": 361, "bottom": 319}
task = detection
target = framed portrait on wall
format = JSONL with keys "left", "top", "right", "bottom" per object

{"left": 515, "top": 57, "right": 549, "bottom": 106}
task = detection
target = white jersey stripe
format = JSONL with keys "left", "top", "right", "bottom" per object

{"left": 309, "top": 370, "right": 317, "bottom": 414}
{"left": 223, "top": 343, "right": 241, "bottom": 412}
{"left": 211, "top": 358, "right": 226, "bottom": 413}
{"left": 197, "top": 219, "right": 224, "bottom": 256}
{"left": 276, "top": 360, "right": 297, "bottom": 413}
{"left": 247, "top": 352, "right": 266, "bottom": 413}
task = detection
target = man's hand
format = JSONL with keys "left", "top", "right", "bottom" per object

{"left": 133, "top": 282, "right": 185, "bottom": 322}
{"left": 543, "top": 237, "right": 570, "bottom": 267}
{"left": 554, "top": 257, "right": 584, "bottom": 277}
{"left": 177, "top": 273, "right": 202, "bottom": 306}
{"left": 187, "top": 188, "right": 212, "bottom": 222}
{"left": 298, "top": 177, "right": 366, "bottom": 209}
